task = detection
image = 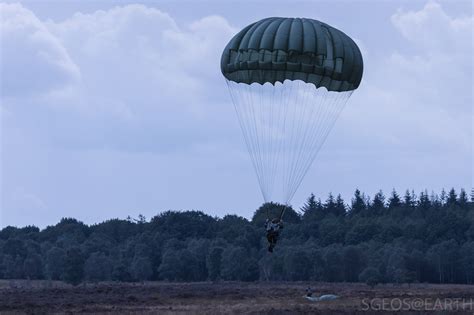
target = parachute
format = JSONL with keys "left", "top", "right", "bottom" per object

{"left": 221, "top": 17, "right": 363, "bottom": 213}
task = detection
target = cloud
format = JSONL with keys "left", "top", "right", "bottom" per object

{"left": 338, "top": 2, "right": 472, "bottom": 155}
{"left": 2, "top": 4, "right": 238, "bottom": 153}
{"left": 389, "top": 1, "right": 472, "bottom": 112}
{"left": 399, "top": 3, "right": 471, "bottom": 120}
{"left": 391, "top": 1, "right": 472, "bottom": 53}
{"left": 44, "top": 4, "right": 236, "bottom": 110}
{"left": 0, "top": 3, "right": 80, "bottom": 98}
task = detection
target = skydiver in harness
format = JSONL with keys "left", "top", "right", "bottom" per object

{"left": 265, "top": 218, "right": 283, "bottom": 253}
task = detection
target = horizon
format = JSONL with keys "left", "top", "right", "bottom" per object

{"left": 1, "top": 186, "right": 470, "bottom": 229}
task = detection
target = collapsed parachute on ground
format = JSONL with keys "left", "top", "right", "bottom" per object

{"left": 221, "top": 17, "right": 363, "bottom": 215}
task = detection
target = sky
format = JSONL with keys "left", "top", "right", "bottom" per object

{"left": 0, "top": 0, "right": 472, "bottom": 228}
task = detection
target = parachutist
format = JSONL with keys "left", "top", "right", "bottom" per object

{"left": 265, "top": 218, "right": 283, "bottom": 253}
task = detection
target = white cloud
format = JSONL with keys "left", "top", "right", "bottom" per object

{"left": 391, "top": 1, "right": 472, "bottom": 54}
{"left": 2, "top": 4, "right": 238, "bottom": 153}
{"left": 341, "top": 2, "right": 472, "bottom": 155}
{"left": 44, "top": 5, "right": 236, "bottom": 110}
{"left": 389, "top": 1, "right": 472, "bottom": 114}
{"left": 0, "top": 3, "right": 80, "bottom": 98}
{"left": 391, "top": 2, "right": 474, "bottom": 104}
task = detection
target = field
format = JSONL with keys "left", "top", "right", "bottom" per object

{"left": 0, "top": 280, "right": 473, "bottom": 314}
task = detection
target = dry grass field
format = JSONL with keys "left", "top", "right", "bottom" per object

{"left": 0, "top": 280, "right": 473, "bottom": 314}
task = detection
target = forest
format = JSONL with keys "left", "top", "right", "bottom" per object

{"left": 1, "top": 188, "right": 473, "bottom": 286}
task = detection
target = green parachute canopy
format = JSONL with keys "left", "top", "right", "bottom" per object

{"left": 221, "top": 17, "right": 363, "bottom": 92}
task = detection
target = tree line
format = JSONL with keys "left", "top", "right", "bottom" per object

{"left": 1, "top": 188, "right": 473, "bottom": 286}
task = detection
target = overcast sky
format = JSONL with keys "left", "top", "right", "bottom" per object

{"left": 1, "top": 0, "right": 472, "bottom": 228}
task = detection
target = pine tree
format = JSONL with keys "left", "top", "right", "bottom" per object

{"left": 301, "top": 193, "right": 317, "bottom": 214}
{"left": 404, "top": 189, "right": 415, "bottom": 208}
{"left": 316, "top": 199, "right": 323, "bottom": 212}
{"left": 334, "top": 194, "right": 346, "bottom": 216}
{"left": 411, "top": 190, "right": 417, "bottom": 203}
{"left": 446, "top": 188, "right": 457, "bottom": 206}
{"left": 459, "top": 189, "right": 468, "bottom": 208}
{"left": 371, "top": 190, "right": 386, "bottom": 214}
{"left": 418, "top": 190, "right": 431, "bottom": 210}
{"left": 302, "top": 195, "right": 325, "bottom": 221}
{"left": 388, "top": 189, "right": 402, "bottom": 210}
{"left": 430, "top": 190, "right": 441, "bottom": 207}
{"left": 138, "top": 214, "right": 147, "bottom": 224}
{"left": 325, "top": 193, "right": 336, "bottom": 215}
{"left": 350, "top": 189, "right": 366, "bottom": 215}
{"left": 440, "top": 189, "right": 447, "bottom": 205}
